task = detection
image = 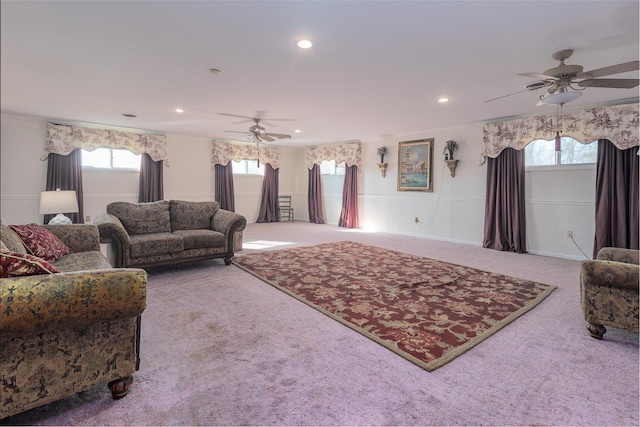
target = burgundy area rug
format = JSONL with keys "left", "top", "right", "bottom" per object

{"left": 233, "top": 241, "right": 556, "bottom": 371}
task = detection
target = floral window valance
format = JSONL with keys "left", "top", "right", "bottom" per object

{"left": 306, "top": 142, "right": 361, "bottom": 169}
{"left": 211, "top": 141, "right": 280, "bottom": 169}
{"left": 42, "top": 123, "right": 168, "bottom": 164}
{"left": 481, "top": 103, "right": 639, "bottom": 160}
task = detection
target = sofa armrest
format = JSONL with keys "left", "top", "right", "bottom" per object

{"left": 211, "top": 209, "right": 247, "bottom": 237}
{"left": 596, "top": 247, "right": 640, "bottom": 265}
{"left": 0, "top": 268, "right": 147, "bottom": 340}
{"left": 44, "top": 224, "right": 101, "bottom": 253}
{"left": 94, "top": 213, "right": 131, "bottom": 267}
{"left": 580, "top": 260, "right": 640, "bottom": 291}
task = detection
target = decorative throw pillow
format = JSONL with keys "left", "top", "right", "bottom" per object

{"left": 0, "top": 249, "right": 61, "bottom": 277}
{"left": 9, "top": 223, "right": 70, "bottom": 262}
{"left": 1, "top": 225, "right": 28, "bottom": 254}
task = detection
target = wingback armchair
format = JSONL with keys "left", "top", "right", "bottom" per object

{"left": 580, "top": 247, "right": 639, "bottom": 339}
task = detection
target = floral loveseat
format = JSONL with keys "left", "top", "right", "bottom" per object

{"left": 94, "top": 200, "right": 246, "bottom": 269}
{"left": 0, "top": 223, "right": 147, "bottom": 419}
{"left": 580, "top": 247, "right": 639, "bottom": 339}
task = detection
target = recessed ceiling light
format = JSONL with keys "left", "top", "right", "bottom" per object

{"left": 209, "top": 68, "right": 221, "bottom": 75}
{"left": 438, "top": 97, "right": 449, "bottom": 103}
{"left": 174, "top": 108, "right": 184, "bottom": 113}
{"left": 296, "top": 40, "right": 313, "bottom": 49}
{"left": 294, "top": 129, "right": 301, "bottom": 133}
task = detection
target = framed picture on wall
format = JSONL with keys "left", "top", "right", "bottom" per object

{"left": 397, "top": 138, "right": 434, "bottom": 192}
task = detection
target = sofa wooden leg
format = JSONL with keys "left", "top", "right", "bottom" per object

{"left": 587, "top": 323, "right": 606, "bottom": 340}
{"left": 224, "top": 256, "right": 232, "bottom": 265}
{"left": 108, "top": 375, "right": 133, "bottom": 400}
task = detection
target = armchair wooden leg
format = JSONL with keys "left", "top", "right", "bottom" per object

{"left": 108, "top": 375, "right": 133, "bottom": 400}
{"left": 587, "top": 323, "right": 606, "bottom": 340}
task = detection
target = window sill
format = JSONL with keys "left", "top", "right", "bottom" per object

{"left": 526, "top": 164, "right": 596, "bottom": 172}
{"left": 82, "top": 167, "right": 140, "bottom": 172}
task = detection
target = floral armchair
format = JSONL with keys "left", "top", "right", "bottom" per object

{"left": 580, "top": 247, "right": 639, "bottom": 339}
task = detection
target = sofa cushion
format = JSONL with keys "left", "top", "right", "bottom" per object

{"left": 1, "top": 225, "right": 28, "bottom": 254}
{"left": 107, "top": 201, "right": 171, "bottom": 235}
{"left": 173, "top": 229, "right": 226, "bottom": 250}
{"left": 129, "top": 232, "right": 183, "bottom": 258}
{"left": 170, "top": 200, "right": 219, "bottom": 231}
{"left": 1, "top": 249, "right": 61, "bottom": 277}
{"left": 52, "top": 251, "right": 113, "bottom": 272}
{"left": 10, "top": 223, "right": 70, "bottom": 262}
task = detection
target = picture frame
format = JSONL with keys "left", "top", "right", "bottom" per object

{"left": 397, "top": 138, "right": 434, "bottom": 192}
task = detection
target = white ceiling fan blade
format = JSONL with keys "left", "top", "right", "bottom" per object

{"left": 259, "top": 119, "right": 297, "bottom": 128}
{"left": 224, "top": 130, "right": 251, "bottom": 135}
{"left": 484, "top": 88, "right": 533, "bottom": 103}
{"left": 579, "top": 60, "right": 639, "bottom": 78}
{"left": 578, "top": 78, "right": 639, "bottom": 89}
{"left": 265, "top": 133, "right": 291, "bottom": 139}
{"left": 518, "top": 72, "right": 558, "bottom": 81}
{"left": 220, "top": 112, "right": 296, "bottom": 128}
{"left": 219, "top": 112, "right": 254, "bottom": 120}
{"left": 261, "top": 135, "right": 276, "bottom": 142}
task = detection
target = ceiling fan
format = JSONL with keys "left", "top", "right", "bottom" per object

{"left": 220, "top": 112, "right": 294, "bottom": 145}
{"left": 485, "top": 49, "right": 639, "bottom": 105}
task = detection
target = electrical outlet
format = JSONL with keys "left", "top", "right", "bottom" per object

{"left": 566, "top": 230, "right": 573, "bottom": 238}
{"left": 85, "top": 216, "right": 91, "bottom": 222}
{"left": 414, "top": 217, "right": 420, "bottom": 223}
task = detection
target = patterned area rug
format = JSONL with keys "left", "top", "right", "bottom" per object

{"left": 233, "top": 241, "right": 556, "bottom": 371}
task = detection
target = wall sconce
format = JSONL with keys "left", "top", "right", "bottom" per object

{"left": 377, "top": 145, "right": 389, "bottom": 178}
{"left": 443, "top": 140, "right": 459, "bottom": 177}
{"left": 377, "top": 163, "right": 388, "bottom": 177}
{"left": 445, "top": 159, "right": 459, "bottom": 177}
{"left": 39, "top": 189, "right": 79, "bottom": 224}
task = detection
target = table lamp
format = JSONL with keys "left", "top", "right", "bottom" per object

{"left": 39, "top": 189, "right": 79, "bottom": 225}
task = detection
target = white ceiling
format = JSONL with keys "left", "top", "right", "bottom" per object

{"left": 1, "top": 1, "right": 638, "bottom": 147}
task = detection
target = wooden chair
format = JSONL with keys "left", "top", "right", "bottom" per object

{"left": 278, "top": 195, "right": 294, "bottom": 222}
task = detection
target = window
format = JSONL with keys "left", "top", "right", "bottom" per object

{"left": 232, "top": 159, "right": 264, "bottom": 175}
{"left": 319, "top": 160, "right": 346, "bottom": 175}
{"left": 525, "top": 137, "right": 598, "bottom": 167}
{"left": 82, "top": 148, "right": 141, "bottom": 170}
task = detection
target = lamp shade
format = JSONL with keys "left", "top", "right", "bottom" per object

{"left": 39, "top": 190, "right": 79, "bottom": 215}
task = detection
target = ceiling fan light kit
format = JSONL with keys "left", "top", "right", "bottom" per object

{"left": 540, "top": 90, "right": 582, "bottom": 105}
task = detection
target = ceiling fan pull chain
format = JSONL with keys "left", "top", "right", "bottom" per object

{"left": 554, "top": 104, "right": 562, "bottom": 153}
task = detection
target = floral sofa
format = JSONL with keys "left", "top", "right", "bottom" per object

{"left": 0, "top": 223, "right": 147, "bottom": 419}
{"left": 580, "top": 247, "right": 639, "bottom": 339}
{"left": 94, "top": 200, "right": 246, "bottom": 269}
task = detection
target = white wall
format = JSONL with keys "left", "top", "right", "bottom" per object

{"left": 300, "top": 123, "right": 596, "bottom": 260}
{"left": 1, "top": 112, "right": 596, "bottom": 259}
